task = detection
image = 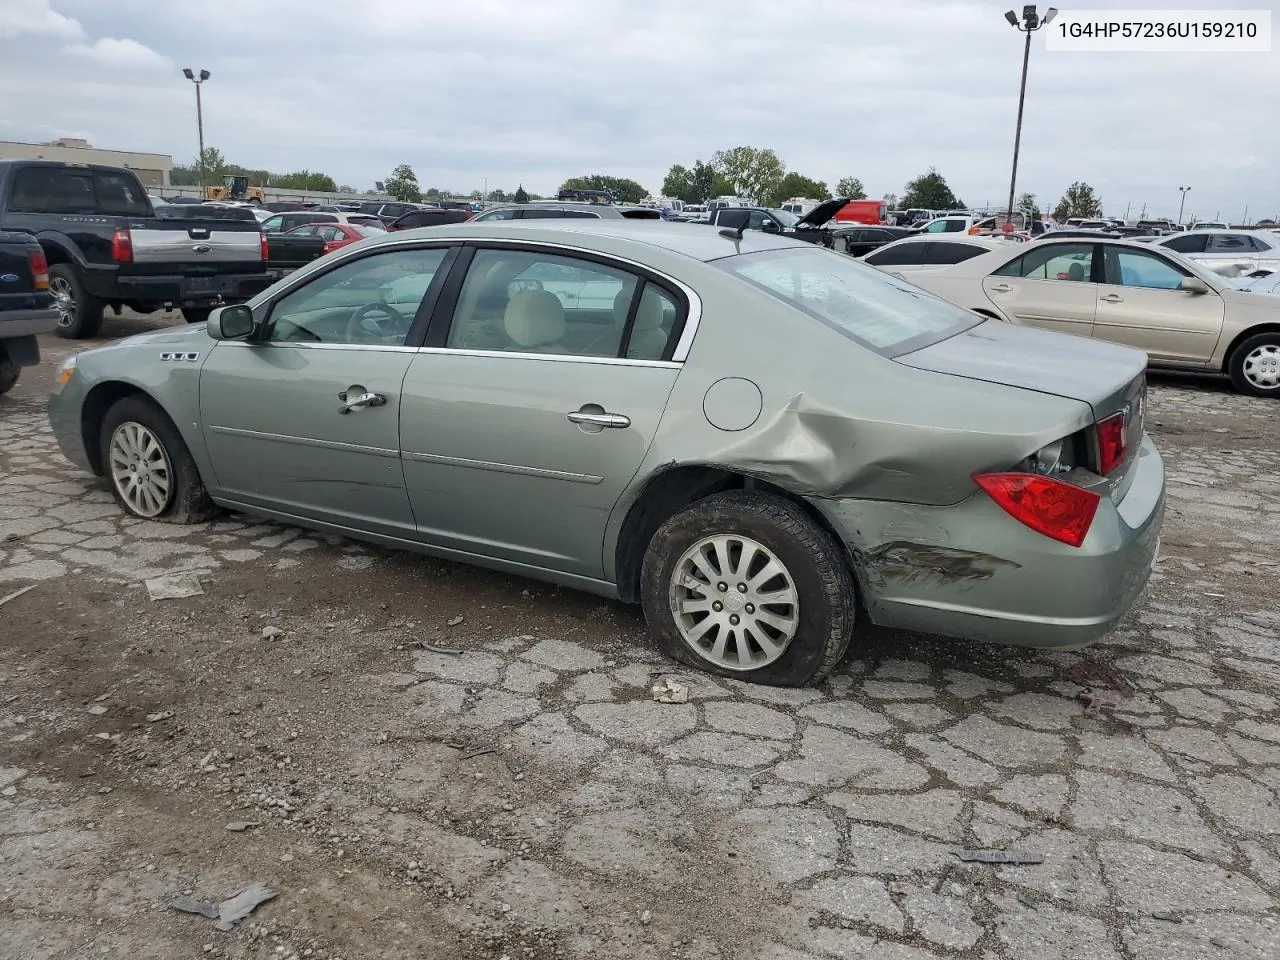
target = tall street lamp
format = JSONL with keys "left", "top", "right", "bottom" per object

{"left": 1003, "top": 6, "right": 1057, "bottom": 225}
{"left": 182, "top": 68, "right": 211, "bottom": 192}
{"left": 1177, "top": 186, "right": 1191, "bottom": 225}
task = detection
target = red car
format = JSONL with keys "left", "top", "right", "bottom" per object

{"left": 283, "top": 221, "right": 383, "bottom": 253}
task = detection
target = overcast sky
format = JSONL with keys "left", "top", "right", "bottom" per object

{"left": 2, "top": 0, "right": 1276, "bottom": 220}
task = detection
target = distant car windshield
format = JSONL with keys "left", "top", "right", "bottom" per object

{"left": 768, "top": 208, "right": 800, "bottom": 228}
{"left": 352, "top": 225, "right": 384, "bottom": 237}
{"left": 717, "top": 248, "right": 979, "bottom": 356}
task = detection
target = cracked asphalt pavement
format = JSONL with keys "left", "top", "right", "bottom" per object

{"left": 2, "top": 314, "right": 1278, "bottom": 960}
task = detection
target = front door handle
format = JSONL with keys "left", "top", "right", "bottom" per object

{"left": 1100, "top": 294, "right": 1124, "bottom": 303}
{"left": 338, "top": 389, "right": 387, "bottom": 414}
{"left": 567, "top": 410, "right": 631, "bottom": 429}
{"left": 988, "top": 283, "right": 1014, "bottom": 293}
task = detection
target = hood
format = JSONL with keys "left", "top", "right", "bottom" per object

{"left": 896, "top": 319, "right": 1146, "bottom": 416}
{"left": 795, "top": 197, "right": 854, "bottom": 228}
{"left": 89, "top": 322, "right": 211, "bottom": 357}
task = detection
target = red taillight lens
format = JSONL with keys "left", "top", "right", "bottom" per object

{"left": 1095, "top": 412, "right": 1127, "bottom": 475}
{"left": 260, "top": 232, "right": 269, "bottom": 262}
{"left": 974, "top": 472, "right": 1101, "bottom": 548}
{"left": 29, "top": 249, "right": 49, "bottom": 289}
{"left": 111, "top": 227, "right": 133, "bottom": 262}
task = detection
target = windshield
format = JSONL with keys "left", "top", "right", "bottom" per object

{"left": 717, "top": 248, "right": 979, "bottom": 356}
{"left": 351, "top": 224, "right": 384, "bottom": 237}
{"left": 768, "top": 208, "right": 800, "bottom": 228}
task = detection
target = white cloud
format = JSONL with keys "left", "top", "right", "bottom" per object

{"left": 65, "top": 37, "right": 172, "bottom": 71}
{"left": 3, "top": 0, "right": 1278, "bottom": 222}
{"left": 0, "top": 0, "right": 85, "bottom": 40}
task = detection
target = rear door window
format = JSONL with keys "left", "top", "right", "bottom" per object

{"left": 864, "top": 241, "right": 930, "bottom": 266}
{"left": 926, "top": 241, "right": 987, "bottom": 265}
{"left": 994, "top": 243, "right": 1095, "bottom": 281}
{"left": 1162, "top": 233, "right": 1209, "bottom": 254}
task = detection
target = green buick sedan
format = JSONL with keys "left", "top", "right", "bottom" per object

{"left": 48, "top": 221, "right": 1164, "bottom": 686}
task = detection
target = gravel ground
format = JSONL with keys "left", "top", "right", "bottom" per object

{"left": 1, "top": 312, "right": 1278, "bottom": 960}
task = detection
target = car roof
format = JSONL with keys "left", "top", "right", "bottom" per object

{"left": 354, "top": 218, "right": 805, "bottom": 262}
{"left": 884, "top": 234, "right": 1009, "bottom": 248}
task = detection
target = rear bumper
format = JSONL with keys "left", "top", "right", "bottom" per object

{"left": 88, "top": 271, "right": 273, "bottom": 306}
{"left": 0, "top": 307, "right": 59, "bottom": 339}
{"left": 813, "top": 433, "right": 1166, "bottom": 650}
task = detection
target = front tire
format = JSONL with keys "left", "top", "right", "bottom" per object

{"left": 1228, "top": 332, "right": 1280, "bottom": 397}
{"left": 49, "top": 264, "right": 105, "bottom": 339}
{"left": 639, "top": 491, "right": 855, "bottom": 687}
{"left": 99, "top": 395, "right": 217, "bottom": 524}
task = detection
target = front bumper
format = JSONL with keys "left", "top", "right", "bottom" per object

{"left": 814, "top": 433, "right": 1166, "bottom": 650}
{"left": 47, "top": 375, "right": 95, "bottom": 474}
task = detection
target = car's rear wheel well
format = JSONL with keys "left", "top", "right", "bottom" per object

{"left": 613, "top": 465, "right": 855, "bottom": 604}
{"left": 41, "top": 243, "right": 72, "bottom": 267}
{"left": 1221, "top": 323, "right": 1280, "bottom": 372}
{"left": 80, "top": 382, "right": 150, "bottom": 475}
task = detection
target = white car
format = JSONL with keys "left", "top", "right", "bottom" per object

{"left": 1156, "top": 230, "right": 1280, "bottom": 278}
{"left": 871, "top": 236, "right": 1280, "bottom": 396}
{"left": 860, "top": 235, "right": 1011, "bottom": 273}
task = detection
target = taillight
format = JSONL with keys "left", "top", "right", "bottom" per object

{"left": 29, "top": 249, "right": 49, "bottom": 289}
{"left": 1095, "top": 412, "right": 1127, "bottom": 475}
{"left": 974, "top": 473, "right": 1101, "bottom": 548}
{"left": 111, "top": 227, "right": 133, "bottom": 262}
{"left": 260, "top": 232, "right": 269, "bottom": 262}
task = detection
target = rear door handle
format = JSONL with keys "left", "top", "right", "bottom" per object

{"left": 567, "top": 411, "right": 631, "bottom": 429}
{"left": 1100, "top": 294, "right": 1124, "bottom": 303}
{"left": 988, "top": 283, "right": 1013, "bottom": 293}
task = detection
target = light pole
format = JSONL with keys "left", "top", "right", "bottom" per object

{"left": 1003, "top": 6, "right": 1057, "bottom": 225}
{"left": 182, "top": 68, "right": 211, "bottom": 193}
{"left": 1177, "top": 186, "right": 1191, "bottom": 225}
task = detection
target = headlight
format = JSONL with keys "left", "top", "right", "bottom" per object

{"left": 53, "top": 355, "right": 77, "bottom": 390}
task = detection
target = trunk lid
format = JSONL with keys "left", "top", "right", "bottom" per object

{"left": 897, "top": 320, "right": 1148, "bottom": 493}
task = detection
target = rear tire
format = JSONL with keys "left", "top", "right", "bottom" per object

{"left": 0, "top": 347, "right": 18, "bottom": 395}
{"left": 99, "top": 395, "right": 217, "bottom": 524}
{"left": 639, "top": 491, "right": 855, "bottom": 687}
{"left": 49, "top": 264, "right": 105, "bottom": 339}
{"left": 1227, "top": 331, "right": 1280, "bottom": 397}
{"left": 181, "top": 307, "right": 212, "bottom": 325}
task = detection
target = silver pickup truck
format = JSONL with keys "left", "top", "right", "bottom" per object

{"left": 0, "top": 160, "right": 272, "bottom": 337}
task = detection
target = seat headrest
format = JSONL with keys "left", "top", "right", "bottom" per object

{"left": 504, "top": 290, "right": 565, "bottom": 348}
{"left": 1067, "top": 262, "right": 1085, "bottom": 281}
{"left": 632, "top": 290, "right": 664, "bottom": 330}
{"left": 613, "top": 287, "right": 631, "bottom": 324}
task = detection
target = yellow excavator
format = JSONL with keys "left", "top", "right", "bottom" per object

{"left": 203, "top": 175, "right": 266, "bottom": 204}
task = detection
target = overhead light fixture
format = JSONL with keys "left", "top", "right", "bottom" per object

{"left": 1004, "top": 10, "right": 1019, "bottom": 26}
{"left": 1044, "top": 7, "right": 1058, "bottom": 24}
{"left": 182, "top": 67, "right": 194, "bottom": 79}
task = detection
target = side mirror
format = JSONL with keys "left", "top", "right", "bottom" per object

{"left": 208, "top": 304, "right": 256, "bottom": 340}
{"left": 761, "top": 220, "right": 780, "bottom": 234}
{"left": 1179, "top": 276, "right": 1210, "bottom": 295}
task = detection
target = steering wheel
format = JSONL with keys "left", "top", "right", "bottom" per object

{"left": 345, "top": 302, "right": 409, "bottom": 343}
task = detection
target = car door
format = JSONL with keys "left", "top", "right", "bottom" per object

{"left": 1202, "top": 233, "right": 1263, "bottom": 276}
{"left": 399, "top": 245, "right": 686, "bottom": 580}
{"left": 980, "top": 242, "right": 1098, "bottom": 338}
{"left": 199, "top": 244, "right": 457, "bottom": 535}
{"left": 1091, "top": 244, "right": 1225, "bottom": 364}
{"left": 864, "top": 240, "right": 932, "bottom": 275}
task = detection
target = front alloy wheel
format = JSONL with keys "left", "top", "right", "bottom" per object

{"left": 108, "top": 421, "right": 173, "bottom": 517}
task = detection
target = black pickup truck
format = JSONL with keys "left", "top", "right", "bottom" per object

{"left": 0, "top": 160, "right": 273, "bottom": 337}
{"left": 0, "top": 230, "right": 58, "bottom": 394}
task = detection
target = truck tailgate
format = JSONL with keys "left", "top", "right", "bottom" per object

{"left": 131, "top": 222, "right": 262, "bottom": 266}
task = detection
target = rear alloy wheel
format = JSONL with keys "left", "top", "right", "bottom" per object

{"left": 48, "top": 264, "right": 105, "bottom": 339}
{"left": 1228, "top": 332, "right": 1280, "bottom": 397}
{"left": 100, "top": 395, "right": 217, "bottom": 523}
{"left": 640, "top": 491, "right": 855, "bottom": 686}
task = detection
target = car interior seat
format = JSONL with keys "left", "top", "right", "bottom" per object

{"left": 626, "top": 289, "right": 669, "bottom": 360}
{"left": 504, "top": 290, "right": 567, "bottom": 353}
{"left": 1067, "top": 262, "right": 1086, "bottom": 281}
{"left": 451, "top": 260, "right": 515, "bottom": 349}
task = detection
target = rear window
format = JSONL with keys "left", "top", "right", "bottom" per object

{"left": 10, "top": 167, "right": 150, "bottom": 216}
{"left": 718, "top": 248, "right": 979, "bottom": 356}
{"left": 927, "top": 241, "right": 988, "bottom": 265}
{"left": 864, "top": 241, "right": 930, "bottom": 266}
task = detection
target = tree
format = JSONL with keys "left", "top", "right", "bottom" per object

{"left": 1016, "top": 192, "right": 1040, "bottom": 218}
{"left": 487, "top": 188, "right": 508, "bottom": 203}
{"left": 1052, "top": 182, "right": 1103, "bottom": 221}
{"left": 514, "top": 184, "right": 529, "bottom": 204}
{"left": 711, "top": 146, "right": 785, "bottom": 204}
{"left": 900, "top": 168, "right": 963, "bottom": 210}
{"left": 771, "top": 172, "right": 830, "bottom": 206}
{"left": 661, "top": 164, "right": 692, "bottom": 201}
{"left": 835, "top": 176, "right": 866, "bottom": 200}
{"left": 274, "top": 170, "right": 338, "bottom": 192}
{"left": 558, "top": 175, "right": 648, "bottom": 204}
{"left": 385, "top": 164, "right": 422, "bottom": 202}
{"left": 882, "top": 192, "right": 899, "bottom": 208}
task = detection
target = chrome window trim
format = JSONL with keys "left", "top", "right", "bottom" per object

{"left": 248, "top": 236, "right": 704, "bottom": 362}
{"left": 215, "top": 340, "right": 419, "bottom": 354}
{"left": 416, "top": 347, "right": 680, "bottom": 369}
